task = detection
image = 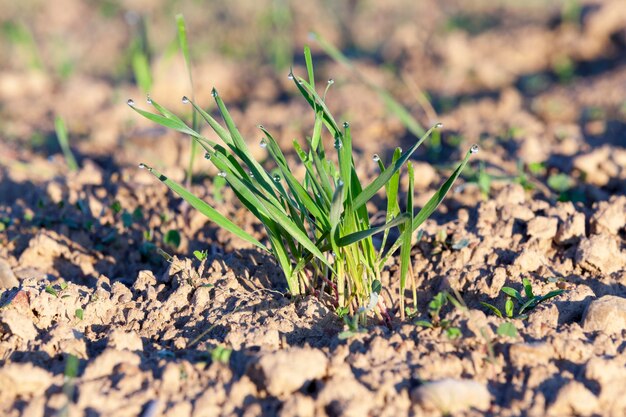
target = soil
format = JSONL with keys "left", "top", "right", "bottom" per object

{"left": 1, "top": 1, "right": 626, "bottom": 416}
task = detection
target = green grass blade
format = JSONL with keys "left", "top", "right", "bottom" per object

{"left": 329, "top": 180, "right": 345, "bottom": 248}
{"left": 399, "top": 162, "right": 415, "bottom": 318}
{"left": 337, "top": 123, "right": 352, "bottom": 201}
{"left": 187, "top": 98, "right": 231, "bottom": 146}
{"left": 382, "top": 145, "right": 475, "bottom": 265}
{"left": 139, "top": 163, "right": 266, "bottom": 251}
{"left": 522, "top": 278, "right": 534, "bottom": 298}
{"left": 292, "top": 75, "right": 340, "bottom": 137}
{"left": 304, "top": 45, "right": 315, "bottom": 87}
{"left": 212, "top": 89, "right": 280, "bottom": 201}
{"left": 409, "top": 146, "right": 474, "bottom": 232}
{"left": 128, "top": 101, "right": 198, "bottom": 137}
{"left": 351, "top": 124, "right": 440, "bottom": 213}
{"left": 501, "top": 287, "right": 522, "bottom": 302}
{"left": 176, "top": 14, "right": 192, "bottom": 86}
{"left": 260, "top": 130, "right": 329, "bottom": 229}
{"left": 54, "top": 116, "right": 78, "bottom": 172}
{"left": 311, "top": 110, "right": 323, "bottom": 151}
{"left": 337, "top": 213, "right": 409, "bottom": 247}
{"left": 480, "top": 302, "right": 503, "bottom": 318}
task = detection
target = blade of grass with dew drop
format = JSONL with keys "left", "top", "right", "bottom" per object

{"left": 311, "top": 31, "right": 426, "bottom": 137}
{"left": 260, "top": 130, "right": 329, "bottom": 229}
{"left": 54, "top": 116, "right": 78, "bottom": 172}
{"left": 291, "top": 75, "right": 340, "bottom": 137}
{"left": 212, "top": 89, "right": 282, "bottom": 202}
{"left": 382, "top": 146, "right": 475, "bottom": 265}
{"left": 209, "top": 143, "right": 334, "bottom": 271}
{"left": 139, "top": 163, "right": 266, "bottom": 251}
{"left": 399, "top": 162, "right": 415, "bottom": 319}
{"left": 351, "top": 124, "right": 440, "bottom": 214}
{"left": 128, "top": 103, "right": 199, "bottom": 137}
{"left": 188, "top": 99, "right": 232, "bottom": 146}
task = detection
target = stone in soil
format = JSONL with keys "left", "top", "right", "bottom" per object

{"left": 582, "top": 295, "right": 626, "bottom": 334}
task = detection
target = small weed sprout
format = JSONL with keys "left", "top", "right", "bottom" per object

{"left": 414, "top": 291, "right": 463, "bottom": 339}
{"left": 209, "top": 345, "right": 232, "bottom": 364}
{"left": 481, "top": 278, "right": 565, "bottom": 336}
{"left": 129, "top": 45, "right": 475, "bottom": 319}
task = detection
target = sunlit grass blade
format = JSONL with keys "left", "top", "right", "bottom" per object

{"left": 128, "top": 101, "right": 199, "bottom": 137}
{"left": 304, "top": 45, "right": 315, "bottom": 87}
{"left": 382, "top": 145, "right": 476, "bottom": 265}
{"left": 54, "top": 116, "right": 78, "bottom": 172}
{"left": 410, "top": 147, "right": 474, "bottom": 232}
{"left": 351, "top": 123, "right": 441, "bottom": 213}
{"left": 139, "top": 163, "right": 267, "bottom": 251}
{"left": 337, "top": 213, "right": 409, "bottom": 247}
{"left": 187, "top": 98, "right": 231, "bottom": 146}
{"left": 329, "top": 180, "right": 345, "bottom": 249}
{"left": 380, "top": 148, "right": 402, "bottom": 252}
{"left": 399, "top": 162, "right": 415, "bottom": 319}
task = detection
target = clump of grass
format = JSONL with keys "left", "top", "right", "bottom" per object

{"left": 128, "top": 46, "right": 476, "bottom": 320}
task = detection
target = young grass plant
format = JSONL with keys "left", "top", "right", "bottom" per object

{"left": 128, "top": 46, "right": 476, "bottom": 319}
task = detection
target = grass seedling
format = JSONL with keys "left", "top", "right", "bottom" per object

{"left": 481, "top": 278, "right": 565, "bottom": 320}
{"left": 209, "top": 345, "right": 232, "bottom": 364}
{"left": 54, "top": 116, "right": 78, "bottom": 172}
{"left": 58, "top": 353, "right": 79, "bottom": 417}
{"left": 414, "top": 291, "right": 463, "bottom": 339}
{"left": 128, "top": 45, "right": 475, "bottom": 319}
{"left": 45, "top": 280, "right": 69, "bottom": 299}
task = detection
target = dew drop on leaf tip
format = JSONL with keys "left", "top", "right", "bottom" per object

{"left": 146, "top": 95, "right": 152, "bottom": 104}
{"left": 127, "top": 99, "right": 135, "bottom": 107}
{"left": 372, "top": 154, "right": 380, "bottom": 162}
{"left": 470, "top": 144, "right": 480, "bottom": 154}
{"left": 182, "top": 96, "right": 190, "bottom": 104}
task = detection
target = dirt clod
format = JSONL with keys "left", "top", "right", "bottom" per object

{"left": 248, "top": 347, "right": 328, "bottom": 397}
{"left": 582, "top": 295, "right": 626, "bottom": 334}
{"left": 411, "top": 378, "right": 491, "bottom": 413}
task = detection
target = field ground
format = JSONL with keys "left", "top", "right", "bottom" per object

{"left": 1, "top": 1, "right": 625, "bottom": 416}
